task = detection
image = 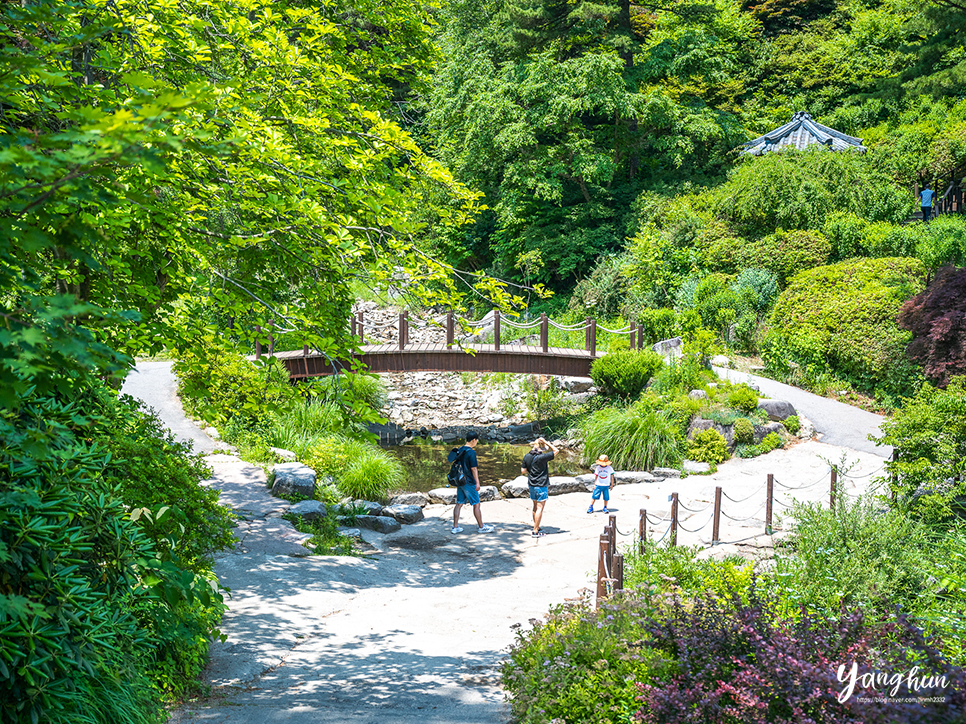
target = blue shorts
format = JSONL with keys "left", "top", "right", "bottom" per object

{"left": 457, "top": 485, "right": 480, "bottom": 505}
{"left": 592, "top": 485, "right": 610, "bottom": 502}
{"left": 529, "top": 486, "right": 548, "bottom": 502}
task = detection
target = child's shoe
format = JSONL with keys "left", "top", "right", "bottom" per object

{"left": 601, "top": 507, "right": 610, "bottom": 514}
{"left": 587, "top": 506, "right": 595, "bottom": 514}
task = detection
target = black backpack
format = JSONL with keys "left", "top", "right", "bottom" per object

{"left": 447, "top": 446, "right": 469, "bottom": 487}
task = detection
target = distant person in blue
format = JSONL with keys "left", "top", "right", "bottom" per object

{"left": 920, "top": 184, "right": 935, "bottom": 223}
{"left": 521, "top": 437, "right": 557, "bottom": 538}
{"left": 451, "top": 432, "right": 494, "bottom": 534}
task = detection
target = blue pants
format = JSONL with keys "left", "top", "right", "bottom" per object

{"left": 592, "top": 485, "right": 610, "bottom": 501}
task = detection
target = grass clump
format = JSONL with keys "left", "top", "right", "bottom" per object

{"left": 727, "top": 384, "right": 758, "bottom": 412}
{"left": 302, "top": 435, "right": 404, "bottom": 501}
{"left": 581, "top": 406, "right": 683, "bottom": 470}
{"left": 685, "top": 428, "right": 728, "bottom": 465}
{"left": 283, "top": 513, "right": 358, "bottom": 556}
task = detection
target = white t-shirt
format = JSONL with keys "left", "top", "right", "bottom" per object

{"left": 593, "top": 464, "right": 614, "bottom": 486}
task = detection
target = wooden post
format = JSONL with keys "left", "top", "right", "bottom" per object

{"left": 357, "top": 311, "right": 364, "bottom": 345}
{"left": 830, "top": 468, "right": 838, "bottom": 509}
{"left": 766, "top": 474, "right": 774, "bottom": 535}
{"left": 403, "top": 311, "right": 409, "bottom": 348}
{"left": 540, "top": 313, "right": 549, "bottom": 353}
{"left": 446, "top": 311, "right": 454, "bottom": 348}
{"left": 494, "top": 309, "right": 501, "bottom": 351}
{"left": 596, "top": 534, "right": 609, "bottom": 607}
{"left": 590, "top": 319, "right": 597, "bottom": 358}
{"left": 614, "top": 553, "right": 624, "bottom": 594}
{"left": 639, "top": 508, "right": 646, "bottom": 554}
{"left": 629, "top": 321, "right": 636, "bottom": 349}
{"left": 712, "top": 487, "right": 722, "bottom": 543}
{"left": 670, "top": 493, "right": 679, "bottom": 547}
{"left": 398, "top": 312, "right": 406, "bottom": 351}
{"left": 255, "top": 325, "right": 262, "bottom": 360}
{"left": 637, "top": 322, "right": 644, "bottom": 349}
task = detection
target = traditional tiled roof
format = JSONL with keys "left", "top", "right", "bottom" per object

{"left": 741, "top": 111, "right": 866, "bottom": 155}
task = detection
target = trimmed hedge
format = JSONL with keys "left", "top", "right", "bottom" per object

{"left": 590, "top": 349, "right": 664, "bottom": 399}
{"left": 769, "top": 257, "right": 926, "bottom": 395}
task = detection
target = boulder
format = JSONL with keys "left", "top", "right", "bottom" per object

{"left": 688, "top": 389, "right": 708, "bottom": 401}
{"left": 560, "top": 377, "right": 594, "bottom": 393}
{"left": 652, "top": 467, "right": 681, "bottom": 479}
{"left": 757, "top": 399, "right": 797, "bottom": 421}
{"left": 271, "top": 463, "right": 317, "bottom": 499}
{"left": 652, "top": 336, "right": 683, "bottom": 358}
{"left": 501, "top": 476, "right": 530, "bottom": 498}
{"left": 427, "top": 486, "right": 500, "bottom": 504}
{"left": 354, "top": 500, "right": 383, "bottom": 517}
{"left": 337, "top": 527, "right": 362, "bottom": 539}
{"left": 711, "top": 355, "right": 730, "bottom": 368}
{"left": 289, "top": 499, "right": 326, "bottom": 522}
{"left": 548, "top": 476, "right": 586, "bottom": 495}
{"left": 683, "top": 460, "right": 712, "bottom": 474}
{"left": 613, "top": 471, "right": 656, "bottom": 484}
{"left": 382, "top": 504, "right": 424, "bottom": 524}
{"left": 389, "top": 492, "right": 429, "bottom": 508}
{"left": 754, "top": 422, "right": 786, "bottom": 444}
{"left": 355, "top": 515, "right": 402, "bottom": 534}
{"left": 270, "top": 446, "right": 298, "bottom": 461}
{"left": 799, "top": 416, "right": 816, "bottom": 439}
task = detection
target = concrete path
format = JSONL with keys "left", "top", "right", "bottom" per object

{"left": 121, "top": 360, "right": 219, "bottom": 454}
{"left": 713, "top": 366, "right": 890, "bottom": 457}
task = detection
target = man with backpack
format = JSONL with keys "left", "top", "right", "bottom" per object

{"left": 449, "top": 432, "right": 494, "bottom": 534}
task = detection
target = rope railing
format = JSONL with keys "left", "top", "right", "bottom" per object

{"left": 839, "top": 464, "right": 887, "bottom": 480}
{"left": 774, "top": 471, "right": 828, "bottom": 491}
{"left": 677, "top": 511, "right": 715, "bottom": 534}
{"left": 678, "top": 499, "right": 714, "bottom": 514}
{"left": 596, "top": 323, "right": 634, "bottom": 334}
{"left": 720, "top": 504, "right": 766, "bottom": 523}
{"left": 721, "top": 480, "right": 767, "bottom": 504}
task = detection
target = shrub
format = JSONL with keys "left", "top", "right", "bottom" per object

{"left": 649, "top": 358, "right": 708, "bottom": 395}
{"left": 915, "top": 214, "right": 966, "bottom": 270}
{"left": 659, "top": 394, "right": 704, "bottom": 435}
{"left": 730, "top": 267, "right": 779, "bottom": 313}
{"left": 568, "top": 254, "right": 632, "bottom": 318}
{"left": 581, "top": 407, "right": 683, "bottom": 470}
{"left": 686, "top": 428, "right": 728, "bottom": 465}
{"left": 898, "top": 266, "right": 966, "bottom": 387}
{"left": 302, "top": 436, "right": 404, "bottom": 501}
{"left": 782, "top": 414, "right": 801, "bottom": 434}
{"left": 874, "top": 377, "right": 966, "bottom": 523}
{"left": 624, "top": 540, "right": 754, "bottom": 599}
{"left": 769, "top": 256, "right": 926, "bottom": 398}
{"left": 737, "top": 228, "right": 832, "bottom": 286}
{"left": 727, "top": 384, "right": 759, "bottom": 412}
{"left": 759, "top": 430, "right": 783, "bottom": 453}
{"left": 589, "top": 349, "right": 664, "bottom": 400}
{"left": 733, "top": 416, "right": 754, "bottom": 444}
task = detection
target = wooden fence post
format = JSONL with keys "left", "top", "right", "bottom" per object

{"left": 540, "top": 313, "right": 549, "bottom": 353}
{"left": 830, "top": 469, "right": 837, "bottom": 509}
{"left": 403, "top": 311, "right": 409, "bottom": 347}
{"left": 639, "top": 508, "right": 646, "bottom": 554}
{"left": 494, "top": 309, "right": 501, "bottom": 351}
{"left": 398, "top": 312, "right": 406, "bottom": 351}
{"left": 766, "top": 473, "right": 774, "bottom": 535}
{"left": 712, "top": 487, "right": 722, "bottom": 543}
{"left": 589, "top": 318, "right": 597, "bottom": 357}
{"left": 637, "top": 322, "right": 644, "bottom": 349}
{"left": 614, "top": 553, "right": 624, "bottom": 595}
{"left": 629, "top": 321, "right": 636, "bottom": 349}
{"left": 446, "top": 311, "right": 454, "bottom": 348}
{"left": 670, "top": 493, "right": 679, "bottom": 547}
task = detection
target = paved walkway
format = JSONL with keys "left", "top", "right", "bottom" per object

{"left": 713, "top": 366, "right": 890, "bottom": 457}
{"left": 120, "top": 363, "right": 892, "bottom": 723}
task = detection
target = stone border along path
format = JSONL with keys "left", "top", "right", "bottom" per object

{"left": 123, "top": 363, "right": 891, "bottom": 723}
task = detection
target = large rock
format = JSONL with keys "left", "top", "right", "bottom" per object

{"left": 270, "top": 446, "right": 298, "bottom": 461}
{"left": 754, "top": 422, "right": 786, "bottom": 444}
{"left": 353, "top": 500, "right": 383, "bottom": 517}
{"left": 354, "top": 515, "right": 402, "bottom": 534}
{"left": 382, "top": 504, "right": 424, "bottom": 524}
{"left": 682, "top": 460, "right": 711, "bottom": 474}
{"left": 271, "top": 463, "right": 317, "bottom": 499}
{"left": 560, "top": 377, "right": 594, "bottom": 393}
{"left": 652, "top": 336, "right": 683, "bottom": 358}
{"left": 614, "top": 471, "right": 657, "bottom": 484}
{"left": 548, "top": 476, "right": 586, "bottom": 495}
{"left": 711, "top": 355, "right": 731, "bottom": 368}
{"left": 757, "top": 399, "right": 797, "bottom": 421}
{"left": 389, "top": 492, "right": 430, "bottom": 508}
{"left": 688, "top": 389, "right": 708, "bottom": 401}
{"left": 501, "top": 476, "right": 530, "bottom": 498}
{"left": 427, "top": 485, "right": 500, "bottom": 504}
{"left": 289, "top": 499, "right": 327, "bottom": 522}
{"left": 652, "top": 467, "right": 681, "bottom": 479}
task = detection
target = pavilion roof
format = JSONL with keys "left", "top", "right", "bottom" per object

{"left": 741, "top": 111, "right": 866, "bottom": 155}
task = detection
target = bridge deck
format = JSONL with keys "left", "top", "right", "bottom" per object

{"left": 269, "top": 343, "right": 598, "bottom": 378}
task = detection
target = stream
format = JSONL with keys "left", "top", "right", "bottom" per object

{"left": 383, "top": 439, "right": 590, "bottom": 496}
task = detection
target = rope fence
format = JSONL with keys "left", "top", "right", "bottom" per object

{"left": 596, "top": 462, "right": 891, "bottom": 608}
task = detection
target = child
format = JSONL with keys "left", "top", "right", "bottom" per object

{"left": 587, "top": 454, "right": 615, "bottom": 514}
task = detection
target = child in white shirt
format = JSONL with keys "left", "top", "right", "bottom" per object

{"left": 587, "top": 454, "right": 615, "bottom": 514}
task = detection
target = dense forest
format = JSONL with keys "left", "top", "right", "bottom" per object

{"left": 2, "top": 0, "right": 965, "bottom": 721}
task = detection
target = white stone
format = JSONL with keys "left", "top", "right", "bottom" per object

{"left": 682, "top": 460, "right": 712, "bottom": 474}
{"left": 711, "top": 355, "right": 731, "bottom": 367}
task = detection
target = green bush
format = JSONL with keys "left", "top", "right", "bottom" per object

{"left": 733, "top": 417, "right": 754, "bottom": 444}
{"left": 589, "top": 349, "right": 664, "bottom": 400}
{"left": 307, "top": 372, "right": 388, "bottom": 410}
{"left": 581, "top": 406, "right": 683, "bottom": 470}
{"left": 649, "top": 358, "right": 708, "bottom": 395}
{"left": 302, "top": 436, "right": 404, "bottom": 501}
{"left": 727, "top": 384, "right": 759, "bottom": 412}
{"left": 625, "top": 539, "right": 754, "bottom": 600}
{"left": 731, "top": 267, "right": 779, "bottom": 313}
{"left": 686, "top": 428, "right": 728, "bottom": 465}
{"left": 736, "top": 229, "right": 832, "bottom": 286}
{"left": 659, "top": 394, "right": 705, "bottom": 435}
{"left": 769, "top": 256, "right": 926, "bottom": 398}
{"left": 759, "top": 431, "right": 783, "bottom": 453}
{"left": 782, "top": 414, "right": 801, "bottom": 434}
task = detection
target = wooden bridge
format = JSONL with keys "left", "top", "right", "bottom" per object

{"left": 258, "top": 311, "right": 651, "bottom": 379}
